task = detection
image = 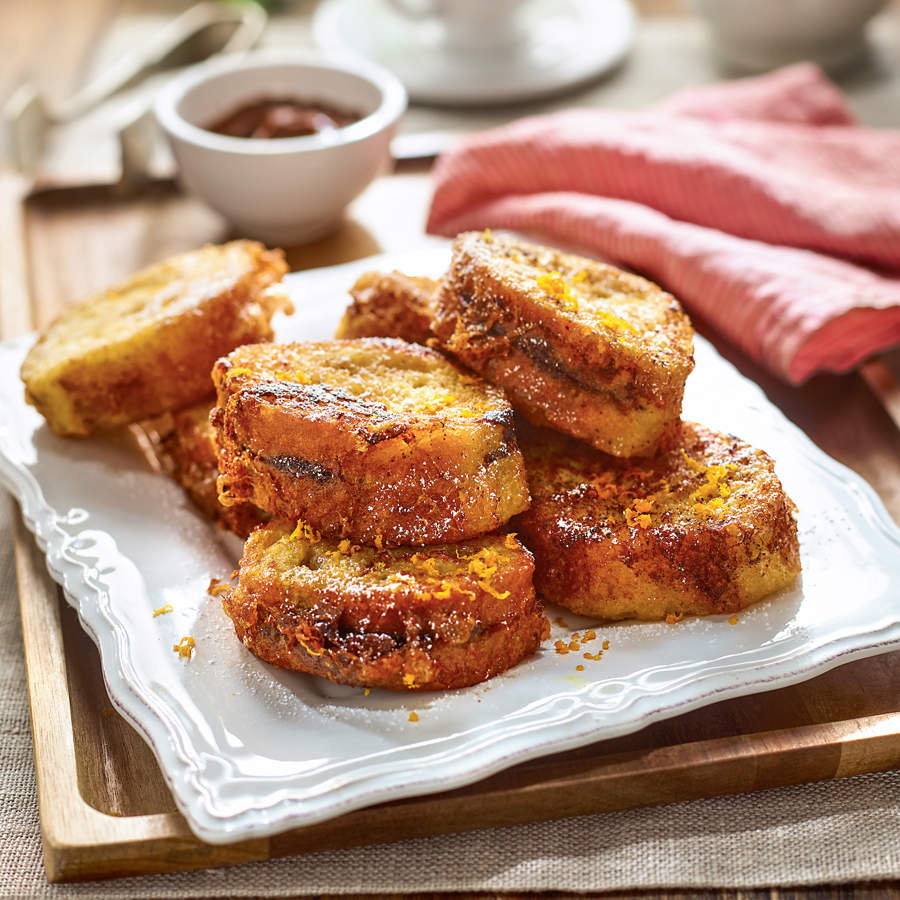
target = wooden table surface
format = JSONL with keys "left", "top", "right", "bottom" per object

{"left": 3, "top": 0, "right": 900, "bottom": 897}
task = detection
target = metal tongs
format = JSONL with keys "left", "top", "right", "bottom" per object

{"left": 4, "top": 1, "right": 267, "bottom": 188}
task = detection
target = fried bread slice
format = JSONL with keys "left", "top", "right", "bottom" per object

{"left": 220, "top": 521, "right": 549, "bottom": 691}
{"left": 515, "top": 422, "right": 800, "bottom": 620}
{"left": 335, "top": 270, "right": 439, "bottom": 345}
{"left": 433, "top": 231, "right": 695, "bottom": 457}
{"left": 21, "top": 241, "right": 291, "bottom": 437}
{"left": 212, "top": 338, "right": 530, "bottom": 546}
{"left": 143, "top": 401, "right": 266, "bottom": 539}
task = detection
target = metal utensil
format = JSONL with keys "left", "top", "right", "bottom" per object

{"left": 4, "top": 1, "right": 267, "bottom": 174}
{"left": 23, "top": 129, "right": 460, "bottom": 205}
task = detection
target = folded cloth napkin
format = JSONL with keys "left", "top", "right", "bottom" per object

{"left": 426, "top": 64, "right": 900, "bottom": 384}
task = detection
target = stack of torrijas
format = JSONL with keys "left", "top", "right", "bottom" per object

{"left": 339, "top": 231, "right": 801, "bottom": 628}
{"left": 19, "top": 233, "right": 800, "bottom": 693}
{"left": 208, "top": 337, "right": 549, "bottom": 691}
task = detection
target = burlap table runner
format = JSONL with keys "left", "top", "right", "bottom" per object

{"left": 2, "top": 497, "right": 899, "bottom": 897}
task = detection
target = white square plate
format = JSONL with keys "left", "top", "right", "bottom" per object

{"left": 2, "top": 244, "right": 899, "bottom": 844}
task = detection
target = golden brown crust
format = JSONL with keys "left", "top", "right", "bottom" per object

{"left": 515, "top": 421, "right": 801, "bottom": 620}
{"left": 335, "top": 270, "right": 439, "bottom": 344}
{"left": 221, "top": 521, "right": 549, "bottom": 691}
{"left": 21, "top": 241, "right": 291, "bottom": 437}
{"left": 211, "top": 338, "right": 531, "bottom": 546}
{"left": 433, "top": 231, "right": 695, "bottom": 457}
{"left": 142, "top": 401, "right": 266, "bottom": 538}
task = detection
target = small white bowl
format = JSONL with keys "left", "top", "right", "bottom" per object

{"left": 155, "top": 52, "right": 407, "bottom": 246}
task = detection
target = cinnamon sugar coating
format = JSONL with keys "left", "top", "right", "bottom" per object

{"left": 433, "top": 231, "right": 694, "bottom": 457}
{"left": 221, "top": 521, "right": 549, "bottom": 691}
{"left": 336, "top": 270, "right": 439, "bottom": 345}
{"left": 515, "top": 421, "right": 801, "bottom": 620}
{"left": 21, "top": 241, "right": 290, "bottom": 436}
{"left": 212, "top": 338, "right": 530, "bottom": 546}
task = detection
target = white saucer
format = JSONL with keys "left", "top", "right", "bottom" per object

{"left": 312, "top": 0, "right": 635, "bottom": 106}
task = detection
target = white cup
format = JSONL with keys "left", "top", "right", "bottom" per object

{"left": 693, "top": 0, "right": 889, "bottom": 72}
{"left": 385, "top": 0, "right": 531, "bottom": 50}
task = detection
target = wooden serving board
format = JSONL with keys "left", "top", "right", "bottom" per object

{"left": 6, "top": 174, "right": 900, "bottom": 884}
{"left": 15, "top": 520, "right": 900, "bottom": 883}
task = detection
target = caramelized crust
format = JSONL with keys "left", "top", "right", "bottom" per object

{"left": 21, "top": 241, "right": 291, "bottom": 437}
{"left": 142, "top": 401, "right": 266, "bottom": 538}
{"left": 335, "top": 270, "right": 439, "bottom": 345}
{"left": 433, "top": 231, "right": 694, "bottom": 457}
{"left": 515, "top": 422, "right": 801, "bottom": 620}
{"left": 212, "top": 339, "right": 531, "bottom": 546}
{"left": 221, "top": 521, "right": 549, "bottom": 691}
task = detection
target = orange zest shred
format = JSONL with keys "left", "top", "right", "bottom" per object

{"left": 589, "top": 471, "right": 660, "bottom": 525}
{"left": 402, "top": 673, "right": 416, "bottom": 688}
{"left": 290, "top": 519, "right": 321, "bottom": 543}
{"left": 536, "top": 271, "right": 567, "bottom": 294}
{"left": 590, "top": 473, "right": 618, "bottom": 500}
{"left": 173, "top": 636, "right": 195, "bottom": 659}
{"left": 558, "top": 630, "right": 602, "bottom": 657}
{"left": 681, "top": 450, "right": 707, "bottom": 473}
{"left": 374, "top": 533, "right": 384, "bottom": 551}
{"left": 624, "top": 496, "right": 655, "bottom": 529}
{"left": 594, "top": 309, "right": 638, "bottom": 333}
{"left": 505, "top": 533, "right": 519, "bottom": 550}
{"left": 536, "top": 271, "right": 639, "bottom": 332}
{"left": 583, "top": 651, "right": 604, "bottom": 661}
{"left": 411, "top": 554, "right": 441, "bottom": 578}
{"left": 207, "top": 577, "right": 230, "bottom": 597}
{"left": 153, "top": 604, "right": 174, "bottom": 617}
{"left": 298, "top": 637, "right": 324, "bottom": 657}
{"left": 467, "top": 548, "right": 496, "bottom": 580}
{"left": 694, "top": 497, "right": 726, "bottom": 518}
{"left": 364, "top": 688, "right": 371, "bottom": 696}
{"left": 432, "top": 581, "right": 454, "bottom": 600}
{"left": 728, "top": 614, "right": 739, "bottom": 626}
{"left": 679, "top": 451, "right": 737, "bottom": 517}
{"left": 665, "top": 612, "right": 684, "bottom": 625}
{"left": 466, "top": 547, "right": 510, "bottom": 599}
{"left": 575, "top": 664, "right": 585, "bottom": 671}
{"left": 421, "top": 393, "right": 460, "bottom": 414}
{"left": 536, "top": 271, "right": 579, "bottom": 311}
{"left": 273, "top": 369, "right": 310, "bottom": 384}
{"left": 408, "top": 711, "right": 419, "bottom": 722}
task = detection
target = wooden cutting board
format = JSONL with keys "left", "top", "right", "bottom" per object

{"left": 6, "top": 173, "right": 900, "bottom": 883}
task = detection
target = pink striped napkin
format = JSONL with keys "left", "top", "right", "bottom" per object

{"left": 426, "top": 64, "right": 900, "bottom": 384}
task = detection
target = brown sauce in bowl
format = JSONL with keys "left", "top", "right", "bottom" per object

{"left": 207, "top": 97, "right": 362, "bottom": 140}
